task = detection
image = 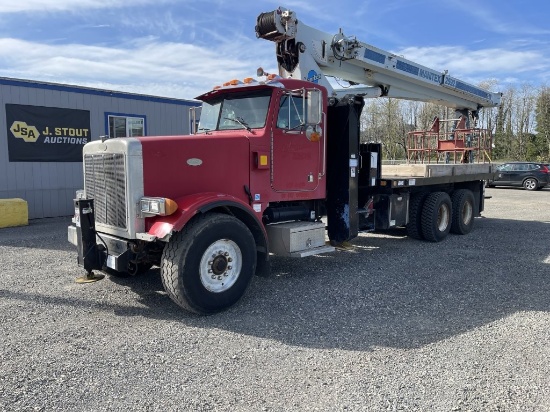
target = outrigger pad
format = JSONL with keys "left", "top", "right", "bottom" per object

{"left": 75, "top": 272, "right": 105, "bottom": 284}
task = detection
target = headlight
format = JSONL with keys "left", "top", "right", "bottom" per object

{"left": 139, "top": 197, "right": 178, "bottom": 217}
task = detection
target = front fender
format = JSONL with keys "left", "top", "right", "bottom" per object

{"left": 145, "top": 192, "right": 259, "bottom": 240}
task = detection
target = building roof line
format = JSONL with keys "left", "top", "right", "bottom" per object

{"left": 0, "top": 77, "right": 201, "bottom": 107}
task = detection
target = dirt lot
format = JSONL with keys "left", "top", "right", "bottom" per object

{"left": 1, "top": 187, "right": 549, "bottom": 411}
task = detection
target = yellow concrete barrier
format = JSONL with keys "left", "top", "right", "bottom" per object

{"left": 0, "top": 198, "right": 29, "bottom": 228}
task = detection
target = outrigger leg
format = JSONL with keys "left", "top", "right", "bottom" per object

{"left": 74, "top": 198, "right": 105, "bottom": 284}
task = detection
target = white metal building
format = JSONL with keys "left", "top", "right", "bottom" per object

{"left": 0, "top": 77, "right": 200, "bottom": 219}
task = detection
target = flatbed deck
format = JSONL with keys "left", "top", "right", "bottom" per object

{"left": 382, "top": 163, "right": 494, "bottom": 178}
{"left": 380, "top": 163, "right": 496, "bottom": 188}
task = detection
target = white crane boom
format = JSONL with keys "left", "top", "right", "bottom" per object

{"left": 256, "top": 7, "right": 501, "bottom": 112}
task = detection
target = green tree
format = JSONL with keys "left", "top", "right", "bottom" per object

{"left": 535, "top": 86, "right": 550, "bottom": 161}
{"left": 492, "top": 87, "right": 516, "bottom": 160}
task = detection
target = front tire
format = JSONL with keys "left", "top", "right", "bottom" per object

{"left": 450, "top": 189, "right": 475, "bottom": 235}
{"left": 161, "top": 213, "right": 256, "bottom": 314}
{"left": 421, "top": 192, "right": 452, "bottom": 242}
{"left": 523, "top": 178, "right": 538, "bottom": 191}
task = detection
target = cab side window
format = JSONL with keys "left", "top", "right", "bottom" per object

{"left": 277, "top": 94, "right": 304, "bottom": 130}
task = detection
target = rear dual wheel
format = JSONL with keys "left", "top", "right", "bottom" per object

{"left": 409, "top": 189, "right": 475, "bottom": 242}
{"left": 450, "top": 189, "right": 475, "bottom": 235}
{"left": 421, "top": 192, "right": 452, "bottom": 242}
{"left": 406, "top": 193, "right": 427, "bottom": 240}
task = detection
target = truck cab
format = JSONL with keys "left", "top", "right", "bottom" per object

{"left": 195, "top": 76, "right": 327, "bottom": 203}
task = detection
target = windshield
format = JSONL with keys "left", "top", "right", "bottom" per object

{"left": 197, "top": 89, "right": 272, "bottom": 133}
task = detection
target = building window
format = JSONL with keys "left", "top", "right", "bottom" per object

{"left": 108, "top": 115, "right": 145, "bottom": 138}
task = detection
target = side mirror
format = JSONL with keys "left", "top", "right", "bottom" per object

{"left": 306, "top": 89, "right": 322, "bottom": 125}
{"left": 189, "top": 107, "right": 198, "bottom": 134}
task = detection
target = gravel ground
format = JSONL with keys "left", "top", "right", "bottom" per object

{"left": 1, "top": 187, "right": 549, "bottom": 411}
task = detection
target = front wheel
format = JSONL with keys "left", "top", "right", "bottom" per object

{"left": 523, "top": 178, "right": 538, "bottom": 191}
{"left": 421, "top": 192, "right": 452, "bottom": 242}
{"left": 161, "top": 213, "right": 257, "bottom": 314}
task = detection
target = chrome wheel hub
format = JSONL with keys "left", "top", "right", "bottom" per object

{"left": 437, "top": 204, "right": 450, "bottom": 231}
{"left": 462, "top": 202, "right": 473, "bottom": 225}
{"left": 200, "top": 239, "right": 242, "bottom": 293}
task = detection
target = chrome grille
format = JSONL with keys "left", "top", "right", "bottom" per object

{"left": 84, "top": 153, "right": 127, "bottom": 229}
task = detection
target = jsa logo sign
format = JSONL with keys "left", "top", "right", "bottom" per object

{"left": 9, "top": 121, "right": 90, "bottom": 144}
{"left": 6, "top": 104, "right": 90, "bottom": 162}
{"left": 10, "top": 121, "right": 40, "bottom": 142}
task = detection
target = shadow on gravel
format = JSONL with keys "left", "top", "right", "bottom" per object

{"left": 212, "top": 217, "right": 550, "bottom": 351}
{"left": 0, "top": 216, "right": 73, "bottom": 251}
{"left": 2, "top": 216, "right": 549, "bottom": 351}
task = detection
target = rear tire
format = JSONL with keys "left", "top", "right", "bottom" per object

{"left": 450, "top": 189, "right": 475, "bottom": 235}
{"left": 161, "top": 213, "right": 256, "bottom": 314}
{"left": 406, "top": 193, "right": 427, "bottom": 240}
{"left": 523, "top": 178, "right": 538, "bottom": 191}
{"left": 421, "top": 192, "right": 452, "bottom": 242}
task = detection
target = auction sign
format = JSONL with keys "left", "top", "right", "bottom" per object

{"left": 6, "top": 104, "right": 90, "bottom": 162}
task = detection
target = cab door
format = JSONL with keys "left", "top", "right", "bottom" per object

{"left": 271, "top": 89, "right": 323, "bottom": 192}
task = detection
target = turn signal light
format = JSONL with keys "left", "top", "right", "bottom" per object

{"left": 309, "top": 132, "right": 321, "bottom": 142}
{"left": 164, "top": 198, "right": 178, "bottom": 215}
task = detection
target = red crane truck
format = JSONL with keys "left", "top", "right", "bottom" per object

{"left": 68, "top": 7, "right": 501, "bottom": 314}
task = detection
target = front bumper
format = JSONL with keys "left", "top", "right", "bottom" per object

{"left": 68, "top": 224, "right": 132, "bottom": 272}
{"left": 68, "top": 224, "right": 78, "bottom": 246}
{"left": 69, "top": 198, "right": 132, "bottom": 273}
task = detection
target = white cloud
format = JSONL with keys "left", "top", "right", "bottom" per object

{"left": 0, "top": 37, "right": 276, "bottom": 99}
{"left": 396, "top": 46, "right": 547, "bottom": 78}
{"left": 0, "top": 0, "right": 174, "bottom": 13}
{"left": 1, "top": 35, "right": 547, "bottom": 100}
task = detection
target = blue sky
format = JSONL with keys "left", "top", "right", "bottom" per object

{"left": 0, "top": 0, "right": 548, "bottom": 100}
